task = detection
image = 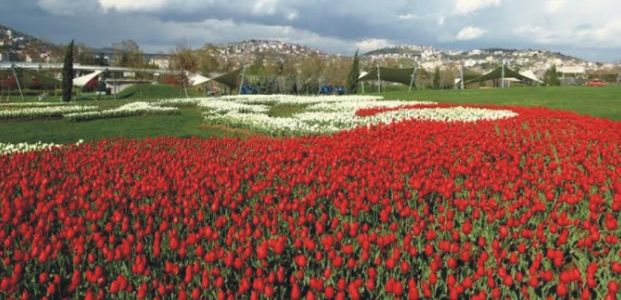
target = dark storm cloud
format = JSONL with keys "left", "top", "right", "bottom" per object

{"left": 1, "top": 0, "right": 620, "bottom": 61}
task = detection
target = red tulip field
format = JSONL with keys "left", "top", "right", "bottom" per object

{"left": 2, "top": 105, "right": 621, "bottom": 299}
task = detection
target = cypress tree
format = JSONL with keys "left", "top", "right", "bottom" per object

{"left": 433, "top": 67, "right": 441, "bottom": 89}
{"left": 346, "top": 50, "right": 360, "bottom": 94}
{"left": 62, "top": 40, "right": 74, "bottom": 102}
{"left": 544, "top": 65, "right": 561, "bottom": 86}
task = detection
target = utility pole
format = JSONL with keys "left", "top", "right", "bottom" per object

{"left": 501, "top": 60, "right": 506, "bottom": 89}
{"left": 376, "top": 65, "right": 381, "bottom": 93}
{"left": 238, "top": 65, "right": 247, "bottom": 95}
{"left": 460, "top": 62, "right": 465, "bottom": 90}
{"left": 507, "top": 61, "right": 512, "bottom": 88}
{"left": 182, "top": 71, "right": 188, "bottom": 98}
{"left": 11, "top": 64, "right": 24, "bottom": 101}
{"left": 112, "top": 69, "right": 117, "bottom": 100}
{"left": 408, "top": 62, "right": 417, "bottom": 92}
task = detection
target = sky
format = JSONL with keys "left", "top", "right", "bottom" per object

{"left": 2, "top": 0, "right": 620, "bottom": 62}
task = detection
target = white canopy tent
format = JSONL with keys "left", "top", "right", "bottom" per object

{"left": 188, "top": 73, "right": 211, "bottom": 86}
{"left": 73, "top": 70, "right": 103, "bottom": 87}
{"left": 519, "top": 70, "right": 543, "bottom": 84}
{"left": 501, "top": 78, "right": 522, "bottom": 83}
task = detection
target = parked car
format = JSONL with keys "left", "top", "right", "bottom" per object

{"left": 586, "top": 79, "right": 607, "bottom": 87}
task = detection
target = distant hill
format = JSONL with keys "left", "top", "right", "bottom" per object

{"left": 364, "top": 45, "right": 441, "bottom": 57}
{"left": 362, "top": 45, "right": 591, "bottom": 74}
{"left": 189, "top": 40, "right": 335, "bottom": 71}
{"left": 223, "top": 40, "right": 325, "bottom": 56}
{"left": 2, "top": 23, "right": 615, "bottom": 75}
{"left": 0, "top": 24, "right": 61, "bottom": 62}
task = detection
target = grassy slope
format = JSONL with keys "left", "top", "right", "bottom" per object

{"left": 0, "top": 84, "right": 201, "bottom": 103}
{"left": 1, "top": 85, "right": 621, "bottom": 144}
{"left": 0, "top": 108, "right": 247, "bottom": 144}
{"left": 378, "top": 86, "right": 621, "bottom": 120}
{"left": 116, "top": 84, "right": 203, "bottom": 100}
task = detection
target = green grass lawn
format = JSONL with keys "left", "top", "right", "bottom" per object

{"left": 0, "top": 108, "right": 249, "bottom": 144}
{"left": 268, "top": 104, "right": 307, "bottom": 118}
{"left": 115, "top": 84, "right": 204, "bottom": 100}
{"left": 378, "top": 85, "right": 621, "bottom": 120}
{"left": 0, "top": 84, "right": 202, "bottom": 103}
{"left": 1, "top": 85, "right": 620, "bottom": 144}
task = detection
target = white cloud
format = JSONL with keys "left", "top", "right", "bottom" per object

{"left": 253, "top": 0, "right": 278, "bottom": 15}
{"left": 287, "top": 11, "right": 298, "bottom": 21}
{"left": 38, "top": 0, "right": 100, "bottom": 15}
{"left": 594, "top": 19, "right": 621, "bottom": 44}
{"left": 455, "top": 0, "right": 501, "bottom": 15}
{"left": 398, "top": 13, "right": 420, "bottom": 20}
{"left": 437, "top": 16, "right": 446, "bottom": 25}
{"left": 544, "top": 0, "right": 566, "bottom": 14}
{"left": 24, "top": 0, "right": 621, "bottom": 61}
{"left": 514, "top": 26, "right": 556, "bottom": 44}
{"left": 154, "top": 18, "right": 359, "bottom": 53}
{"left": 514, "top": 18, "right": 621, "bottom": 48}
{"left": 355, "top": 38, "right": 394, "bottom": 52}
{"left": 98, "top": 0, "right": 170, "bottom": 12}
{"left": 455, "top": 26, "right": 486, "bottom": 40}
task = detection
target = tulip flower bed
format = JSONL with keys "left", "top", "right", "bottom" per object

{"left": 0, "top": 140, "right": 83, "bottom": 156}
{"left": 0, "top": 105, "right": 98, "bottom": 121}
{"left": 2, "top": 105, "right": 621, "bottom": 299}
{"left": 197, "top": 95, "right": 516, "bottom": 135}
{"left": 0, "top": 101, "right": 178, "bottom": 122}
{"left": 0, "top": 102, "right": 69, "bottom": 107}
{"left": 64, "top": 102, "right": 179, "bottom": 122}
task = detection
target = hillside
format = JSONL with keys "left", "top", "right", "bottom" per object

{"left": 2, "top": 22, "right": 616, "bottom": 75}
{"left": 0, "top": 24, "right": 61, "bottom": 62}
{"left": 219, "top": 40, "right": 327, "bottom": 58}
{"left": 362, "top": 45, "right": 592, "bottom": 74}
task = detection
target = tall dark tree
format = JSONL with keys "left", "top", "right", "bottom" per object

{"left": 112, "top": 40, "right": 145, "bottom": 68}
{"left": 433, "top": 67, "right": 441, "bottom": 89}
{"left": 62, "top": 40, "right": 74, "bottom": 102}
{"left": 544, "top": 65, "right": 561, "bottom": 86}
{"left": 95, "top": 53, "right": 109, "bottom": 67}
{"left": 346, "top": 50, "right": 360, "bottom": 94}
{"left": 75, "top": 43, "right": 97, "bottom": 65}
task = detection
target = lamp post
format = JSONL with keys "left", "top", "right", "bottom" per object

{"left": 408, "top": 61, "right": 417, "bottom": 92}
{"left": 460, "top": 62, "right": 464, "bottom": 90}
{"left": 11, "top": 64, "right": 24, "bottom": 101}
{"left": 501, "top": 59, "right": 506, "bottom": 89}
{"left": 376, "top": 65, "right": 381, "bottom": 93}
{"left": 238, "top": 65, "right": 247, "bottom": 95}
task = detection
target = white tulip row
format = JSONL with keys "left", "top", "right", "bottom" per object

{"left": 203, "top": 106, "right": 517, "bottom": 135}
{"left": 219, "top": 94, "right": 385, "bottom": 105}
{"left": 153, "top": 95, "right": 387, "bottom": 107}
{"left": 369, "top": 106, "right": 519, "bottom": 124}
{"left": 64, "top": 102, "right": 178, "bottom": 122}
{"left": 306, "top": 100, "right": 435, "bottom": 112}
{"left": 199, "top": 95, "right": 518, "bottom": 135}
{"left": 0, "top": 100, "right": 181, "bottom": 122}
{"left": 0, "top": 105, "right": 98, "bottom": 120}
{"left": 152, "top": 98, "right": 203, "bottom": 107}
{"left": 0, "top": 96, "right": 517, "bottom": 136}
{"left": 0, "top": 102, "right": 68, "bottom": 107}
{"left": 198, "top": 100, "right": 270, "bottom": 114}
{"left": 0, "top": 140, "right": 84, "bottom": 156}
